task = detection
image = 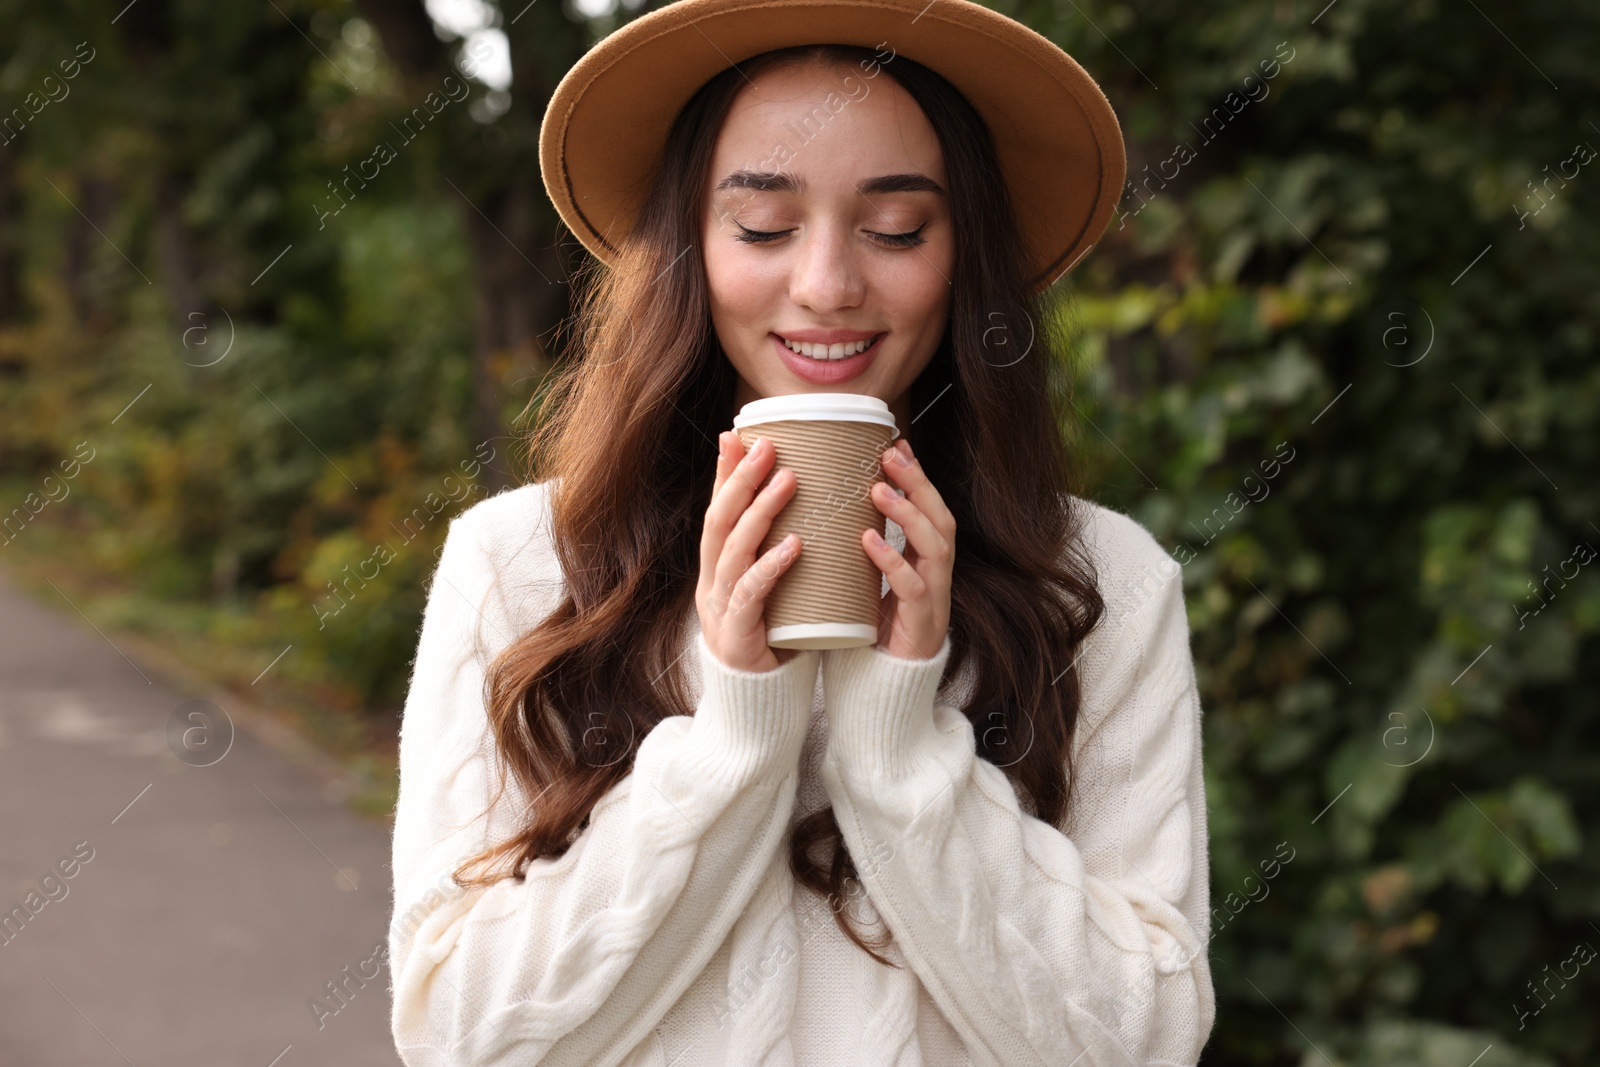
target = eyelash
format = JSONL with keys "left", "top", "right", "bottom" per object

{"left": 733, "top": 222, "right": 928, "bottom": 247}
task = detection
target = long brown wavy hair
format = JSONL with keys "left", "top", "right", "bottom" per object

{"left": 451, "top": 43, "right": 1106, "bottom": 969}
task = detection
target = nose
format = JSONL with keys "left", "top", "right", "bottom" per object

{"left": 788, "top": 220, "right": 865, "bottom": 313}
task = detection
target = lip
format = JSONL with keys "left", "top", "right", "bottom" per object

{"left": 775, "top": 328, "right": 880, "bottom": 344}
{"left": 771, "top": 331, "right": 884, "bottom": 384}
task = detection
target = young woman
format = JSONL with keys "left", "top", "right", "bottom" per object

{"left": 388, "top": 0, "right": 1215, "bottom": 1064}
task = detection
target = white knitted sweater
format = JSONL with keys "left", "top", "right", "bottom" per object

{"left": 387, "top": 479, "right": 1215, "bottom": 1066}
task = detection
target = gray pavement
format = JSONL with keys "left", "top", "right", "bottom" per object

{"left": 0, "top": 564, "right": 402, "bottom": 1066}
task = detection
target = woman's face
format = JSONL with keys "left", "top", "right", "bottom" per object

{"left": 701, "top": 59, "right": 954, "bottom": 428}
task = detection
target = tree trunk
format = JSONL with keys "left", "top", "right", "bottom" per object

{"left": 154, "top": 171, "right": 201, "bottom": 339}
{"left": 458, "top": 180, "right": 567, "bottom": 492}
{"left": 0, "top": 145, "right": 22, "bottom": 325}
{"left": 61, "top": 174, "right": 117, "bottom": 329}
{"left": 357, "top": 0, "right": 586, "bottom": 491}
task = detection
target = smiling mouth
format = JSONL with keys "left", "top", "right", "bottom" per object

{"left": 776, "top": 333, "right": 885, "bottom": 361}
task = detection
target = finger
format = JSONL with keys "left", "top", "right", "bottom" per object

{"left": 862, "top": 527, "right": 929, "bottom": 603}
{"left": 712, "top": 430, "right": 754, "bottom": 498}
{"left": 702, "top": 435, "right": 734, "bottom": 604}
{"left": 723, "top": 532, "right": 802, "bottom": 639}
{"left": 700, "top": 435, "right": 772, "bottom": 602}
{"left": 716, "top": 431, "right": 761, "bottom": 503}
{"left": 711, "top": 431, "right": 733, "bottom": 500}
{"left": 880, "top": 443, "right": 957, "bottom": 545}
{"left": 870, "top": 475, "right": 947, "bottom": 571}
{"left": 714, "top": 464, "right": 797, "bottom": 609}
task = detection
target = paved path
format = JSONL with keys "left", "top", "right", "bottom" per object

{"left": 0, "top": 564, "right": 401, "bottom": 1066}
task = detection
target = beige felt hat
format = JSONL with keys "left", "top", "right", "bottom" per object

{"left": 539, "top": 0, "right": 1126, "bottom": 293}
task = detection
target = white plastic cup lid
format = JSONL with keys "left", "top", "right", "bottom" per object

{"left": 732, "top": 392, "right": 898, "bottom": 430}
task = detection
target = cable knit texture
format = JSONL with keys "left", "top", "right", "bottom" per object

{"left": 387, "top": 479, "right": 1215, "bottom": 1066}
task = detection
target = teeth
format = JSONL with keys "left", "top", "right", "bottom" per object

{"left": 781, "top": 335, "right": 876, "bottom": 360}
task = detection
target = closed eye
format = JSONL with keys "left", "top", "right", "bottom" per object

{"left": 868, "top": 223, "right": 928, "bottom": 247}
{"left": 733, "top": 223, "right": 791, "bottom": 244}
{"left": 733, "top": 222, "right": 930, "bottom": 247}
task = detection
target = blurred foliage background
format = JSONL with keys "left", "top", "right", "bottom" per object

{"left": 0, "top": 0, "right": 1594, "bottom": 1063}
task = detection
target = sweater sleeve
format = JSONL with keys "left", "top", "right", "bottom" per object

{"left": 388, "top": 497, "right": 821, "bottom": 1067}
{"left": 816, "top": 544, "right": 1214, "bottom": 1067}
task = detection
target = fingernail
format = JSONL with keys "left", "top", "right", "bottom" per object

{"left": 867, "top": 529, "right": 886, "bottom": 547}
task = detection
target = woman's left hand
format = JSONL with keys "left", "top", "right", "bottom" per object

{"left": 863, "top": 438, "right": 954, "bottom": 661}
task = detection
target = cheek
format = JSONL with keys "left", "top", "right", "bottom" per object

{"left": 881, "top": 236, "right": 953, "bottom": 319}
{"left": 703, "top": 245, "right": 787, "bottom": 374}
{"left": 911, "top": 266, "right": 951, "bottom": 319}
{"left": 888, "top": 259, "right": 951, "bottom": 338}
{"left": 880, "top": 248, "right": 951, "bottom": 377}
{"left": 705, "top": 248, "right": 771, "bottom": 327}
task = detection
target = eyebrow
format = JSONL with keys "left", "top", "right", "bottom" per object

{"left": 714, "top": 169, "right": 945, "bottom": 196}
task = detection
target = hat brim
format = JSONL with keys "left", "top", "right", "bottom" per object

{"left": 539, "top": 0, "right": 1126, "bottom": 293}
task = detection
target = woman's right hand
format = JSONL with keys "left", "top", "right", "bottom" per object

{"left": 696, "top": 430, "right": 803, "bottom": 673}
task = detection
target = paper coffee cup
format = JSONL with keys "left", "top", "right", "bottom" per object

{"left": 732, "top": 393, "right": 899, "bottom": 650}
